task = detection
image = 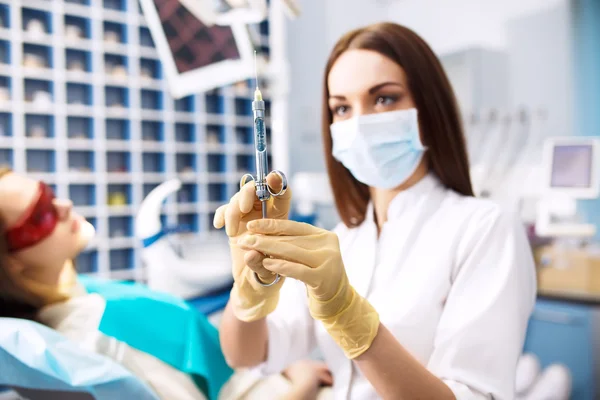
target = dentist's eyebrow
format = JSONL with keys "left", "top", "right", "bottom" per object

{"left": 329, "top": 81, "right": 404, "bottom": 99}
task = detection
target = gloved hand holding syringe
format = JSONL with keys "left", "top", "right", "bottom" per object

{"left": 213, "top": 51, "right": 291, "bottom": 321}
{"left": 237, "top": 51, "right": 288, "bottom": 286}
{"left": 239, "top": 51, "right": 288, "bottom": 219}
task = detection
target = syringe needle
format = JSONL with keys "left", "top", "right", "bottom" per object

{"left": 254, "top": 50, "right": 259, "bottom": 90}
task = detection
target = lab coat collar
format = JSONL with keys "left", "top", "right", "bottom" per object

{"left": 365, "top": 173, "right": 442, "bottom": 223}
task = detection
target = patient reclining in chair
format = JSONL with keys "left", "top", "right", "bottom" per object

{"left": 0, "top": 167, "right": 332, "bottom": 400}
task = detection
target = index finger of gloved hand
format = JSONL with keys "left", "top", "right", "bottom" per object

{"left": 224, "top": 192, "right": 243, "bottom": 237}
{"left": 238, "top": 180, "right": 257, "bottom": 214}
{"left": 247, "top": 219, "right": 317, "bottom": 236}
{"left": 266, "top": 172, "right": 293, "bottom": 201}
{"left": 262, "top": 258, "right": 315, "bottom": 285}
{"left": 243, "top": 250, "right": 272, "bottom": 277}
{"left": 238, "top": 234, "right": 321, "bottom": 267}
{"left": 213, "top": 204, "right": 227, "bottom": 229}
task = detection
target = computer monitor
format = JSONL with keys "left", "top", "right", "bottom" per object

{"left": 542, "top": 136, "right": 600, "bottom": 199}
{"left": 139, "top": 0, "right": 255, "bottom": 98}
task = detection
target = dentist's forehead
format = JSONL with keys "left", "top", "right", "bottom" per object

{"left": 328, "top": 49, "right": 407, "bottom": 97}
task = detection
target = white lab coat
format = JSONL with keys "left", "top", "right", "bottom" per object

{"left": 257, "top": 173, "right": 537, "bottom": 399}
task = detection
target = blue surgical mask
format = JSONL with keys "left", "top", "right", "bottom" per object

{"left": 330, "top": 108, "right": 426, "bottom": 189}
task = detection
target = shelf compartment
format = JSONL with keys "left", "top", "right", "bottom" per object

{"left": 175, "top": 123, "right": 194, "bottom": 143}
{"left": 177, "top": 183, "right": 197, "bottom": 203}
{"left": 206, "top": 124, "right": 226, "bottom": 145}
{"left": 176, "top": 153, "right": 196, "bottom": 174}
{"left": 103, "top": 21, "right": 126, "bottom": 45}
{"left": 68, "top": 150, "right": 94, "bottom": 172}
{"left": 22, "top": 7, "right": 52, "bottom": 35}
{"left": 208, "top": 183, "right": 227, "bottom": 202}
{"left": 0, "top": 40, "right": 9, "bottom": 65}
{"left": 206, "top": 93, "right": 225, "bottom": 114}
{"left": 235, "top": 126, "right": 252, "bottom": 144}
{"left": 76, "top": 250, "right": 98, "bottom": 274}
{"left": 106, "top": 151, "right": 130, "bottom": 173}
{"left": 140, "top": 57, "right": 161, "bottom": 80}
{"left": 0, "top": 148, "right": 12, "bottom": 167}
{"left": 177, "top": 213, "right": 199, "bottom": 232}
{"left": 175, "top": 96, "right": 194, "bottom": 112}
{"left": 143, "top": 183, "right": 159, "bottom": 199}
{"left": 26, "top": 149, "right": 55, "bottom": 173}
{"left": 141, "top": 121, "right": 163, "bottom": 141}
{"left": 70, "top": 184, "right": 96, "bottom": 206}
{"left": 142, "top": 152, "right": 165, "bottom": 173}
{"left": 24, "top": 79, "right": 53, "bottom": 110}
{"left": 104, "top": 0, "right": 127, "bottom": 11}
{"left": 104, "top": 54, "right": 128, "bottom": 80}
{"left": 65, "top": 49, "right": 91, "bottom": 73}
{"left": 106, "top": 118, "right": 130, "bottom": 141}
{"left": 67, "top": 116, "right": 93, "bottom": 139}
{"left": 139, "top": 27, "right": 154, "bottom": 48}
{"left": 0, "top": 75, "right": 8, "bottom": 103}
{"left": 0, "top": 112, "right": 11, "bottom": 137}
{"left": 207, "top": 154, "right": 226, "bottom": 172}
{"left": 67, "top": 82, "right": 92, "bottom": 106}
{"left": 109, "top": 248, "right": 133, "bottom": 271}
{"left": 234, "top": 98, "right": 252, "bottom": 116}
{"left": 107, "top": 183, "right": 131, "bottom": 206}
{"left": 141, "top": 89, "right": 162, "bottom": 110}
{"left": 64, "top": 15, "right": 90, "bottom": 40}
{"left": 22, "top": 43, "right": 52, "bottom": 69}
{"left": 105, "top": 86, "right": 129, "bottom": 108}
{"left": 25, "top": 114, "right": 54, "bottom": 138}
{"left": 109, "top": 216, "right": 132, "bottom": 238}
{"left": 208, "top": 211, "right": 218, "bottom": 231}
{"left": 236, "top": 154, "right": 254, "bottom": 174}
{"left": 0, "top": 4, "right": 9, "bottom": 29}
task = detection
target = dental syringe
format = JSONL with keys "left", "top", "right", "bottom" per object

{"left": 240, "top": 51, "right": 287, "bottom": 219}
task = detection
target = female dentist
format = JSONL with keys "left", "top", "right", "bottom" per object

{"left": 215, "top": 22, "right": 537, "bottom": 400}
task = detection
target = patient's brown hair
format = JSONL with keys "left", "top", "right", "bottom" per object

{"left": 0, "top": 166, "right": 38, "bottom": 319}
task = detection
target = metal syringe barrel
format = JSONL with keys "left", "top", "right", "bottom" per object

{"left": 252, "top": 98, "right": 270, "bottom": 202}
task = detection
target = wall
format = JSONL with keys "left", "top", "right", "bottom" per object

{"left": 506, "top": 0, "right": 574, "bottom": 137}
{"left": 572, "top": 0, "right": 600, "bottom": 235}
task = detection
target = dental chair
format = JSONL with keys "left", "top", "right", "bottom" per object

{"left": 0, "top": 318, "right": 159, "bottom": 400}
{"left": 136, "top": 179, "right": 233, "bottom": 302}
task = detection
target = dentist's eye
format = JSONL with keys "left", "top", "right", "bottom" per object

{"left": 334, "top": 105, "right": 350, "bottom": 116}
{"left": 375, "top": 95, "right": 397, "bottom": 106}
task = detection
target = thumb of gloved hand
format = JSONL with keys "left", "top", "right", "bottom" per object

{"left": 212, "top": 173, "right": 291, "bottom": 322}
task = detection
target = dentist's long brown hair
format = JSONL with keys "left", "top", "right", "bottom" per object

{"left": 322, "top": 22, "right": 474, "bottom": 227}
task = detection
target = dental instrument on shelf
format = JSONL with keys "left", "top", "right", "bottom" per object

{"left": 240, "top": 51, "right": 288, "bottom": 219}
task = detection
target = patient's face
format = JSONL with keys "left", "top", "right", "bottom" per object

{"left": 0, "top": 172, "right": 95, "bottom": 286}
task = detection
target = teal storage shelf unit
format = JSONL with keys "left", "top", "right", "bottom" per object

{"left": 0, "top": 0, "right": 272, "bottom": 280}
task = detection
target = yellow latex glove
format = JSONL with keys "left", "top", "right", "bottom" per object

{"left": 213, "top": 173, "right": 292, "bottom": 322}
{"left": 239, "top": 219, "right": 380, "bottom": 359}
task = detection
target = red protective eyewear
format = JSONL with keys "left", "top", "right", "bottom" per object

{"left": 5, "top": 182, "right": 58, "bottom": 253}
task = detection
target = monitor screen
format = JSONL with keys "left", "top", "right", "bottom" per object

{"left": 550, "top": 144, "right": 593, "bottom": 188}
{"left": 152, "top": 0, "right": 241, "bottom": 75}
